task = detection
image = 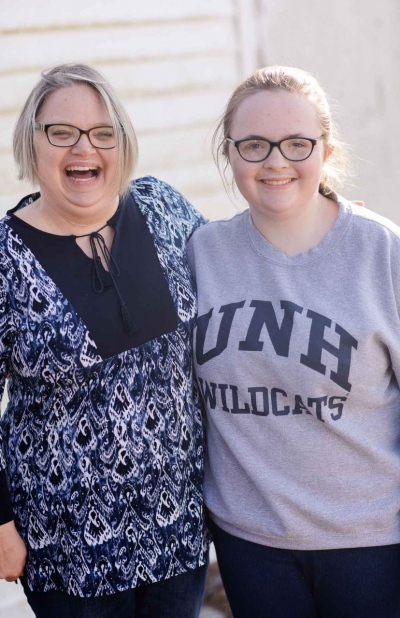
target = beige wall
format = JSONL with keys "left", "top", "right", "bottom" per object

{"left": 2, "top": 1, "right": 398, "bottom": 222}
{"left": 0, "top": 0, "right": 252, "bottom": 221}
{"left": 258, "top": 0, "right": 400, "bottom": 222}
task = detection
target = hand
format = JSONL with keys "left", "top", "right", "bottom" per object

{"left": 0, "top": 520, "right": 27, "bottom": 581}
{"left": 351, "top": 200, "right": 364, "bottom": 207}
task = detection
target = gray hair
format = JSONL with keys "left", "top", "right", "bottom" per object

{"left": 214, "top": 65, "right": 352, "bottom": 200}
{"left": 13, "top": 63, "right": 138, "bottom": 195}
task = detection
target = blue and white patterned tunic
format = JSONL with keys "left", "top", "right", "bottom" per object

{"left": 0, "top": 176, "right": 208, "bottom": 596}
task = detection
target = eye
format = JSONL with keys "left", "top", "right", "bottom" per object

{"left": 50, "top": 128, "right": 74, "bottom": 138}
{"left": 236, "top": 139, "right": 270, "bottom": 161}
{"left": 241, "top": 140, "right": 268, "bottom": 151}
{"left": 286, "top": 139, "right": 309, "bottom": 149}
{"left": 92, "top": 128, "right": 114, "bottom": 140}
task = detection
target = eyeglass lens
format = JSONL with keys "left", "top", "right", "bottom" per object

{"left": 238, "top": 138, "right": 314, "bottom": 162}
{"left": 47, "top": 125, "right": 116, "bottom": 148}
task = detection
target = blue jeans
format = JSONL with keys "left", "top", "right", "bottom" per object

{"left": 21, "top": 560, "right": 208, "bottom": 618}
{"left": 208, "top": 518, "right": 400, "bottom": 618}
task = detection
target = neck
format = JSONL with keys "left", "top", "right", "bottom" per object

{"left": 31, "top": 194, "right": 120, "bottom": 236}
{"left": 250, "top": 194, "right": 339, "bottom": 257}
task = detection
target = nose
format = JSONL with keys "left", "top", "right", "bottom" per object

{"left": 263, "top": 145, "right": 289, "bottom": 168}
{"left": 71, "top": 132, "right": 96, "bottom": 155}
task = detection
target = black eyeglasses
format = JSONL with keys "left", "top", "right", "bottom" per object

{"left": 226, "top": 136, "right": 323, "bottom": 162}
{"left": 33, "top": 122, "right": 116, "bottom": 149}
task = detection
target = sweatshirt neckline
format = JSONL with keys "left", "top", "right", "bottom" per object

{"left": 246, "top": 197, "right": 351, "bottom": 267}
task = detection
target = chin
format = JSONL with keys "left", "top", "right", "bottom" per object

{"left": 66, "top": 189, "right": 115, "bottom": 208}
{"left": 257, "top": 199, "right": 296, "bottom": 214}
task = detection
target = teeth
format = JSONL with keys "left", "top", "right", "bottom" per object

{"left": 262, "top": 179, "right": 293, "bottom": 186}
{"left": 66, "top": 166, "right": 98, "bottom": 171}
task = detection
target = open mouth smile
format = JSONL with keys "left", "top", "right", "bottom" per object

{"left": 260, "top": 178, "right": 294, "bottom": 186}
{"left": 65, "top": 166, "right": 99, "bottom": 181}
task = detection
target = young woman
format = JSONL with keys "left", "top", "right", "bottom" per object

{"left": 187, "top": 66, "right": 400, "bottom": 617}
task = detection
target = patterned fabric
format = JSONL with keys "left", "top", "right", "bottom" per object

{"left": 0, "top": 176, "right": 208, "bottom": 596}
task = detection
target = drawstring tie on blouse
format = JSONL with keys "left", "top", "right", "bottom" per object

{"left": 75, "top": 224, "right": 137, "bottom": 335}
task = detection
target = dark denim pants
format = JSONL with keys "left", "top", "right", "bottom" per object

{"left": 21, "top": 559, "right": 208, "bottom": 618}
{"left": 209, "top": 518, "right": 400, "bottom": 618}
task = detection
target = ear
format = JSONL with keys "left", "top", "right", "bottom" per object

{"left": 324, "top": 144, "right": 334, "bottom": 161}
{"left": 223, "top": 143, "right": 229, "bottom": 159}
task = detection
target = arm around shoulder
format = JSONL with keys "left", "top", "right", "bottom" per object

{"left": 131, "top": 176, "right": 207, "bottom": 240}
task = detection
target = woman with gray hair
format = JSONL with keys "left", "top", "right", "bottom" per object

{"left": 0, "top": 63, "right": 208, "bottom": 617}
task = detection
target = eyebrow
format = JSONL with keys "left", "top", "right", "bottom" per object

{"left": 39, "top": 122, "right": 113, "bottom": 127}
{"left": 238, "top": 133, "right": 310, "bottom": 141}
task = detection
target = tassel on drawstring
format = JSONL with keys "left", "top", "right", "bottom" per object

{"left": 75, "top": 225, "right": 137, "bottom": 335}
{"left": 120, "top": 301, "right": 137, "bottom": 335}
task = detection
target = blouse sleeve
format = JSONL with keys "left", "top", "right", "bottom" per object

{"left": 131, "top": 176, "right": 207, "bottom": 242}
{"left": 158, "top": 180, "right": 207, "bottom": 239}
{"left": 0, "top": 247, "right": 15, "bottom": 525}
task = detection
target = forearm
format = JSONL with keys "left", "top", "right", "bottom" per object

{"left": 0, "top": 519, "right": 27, "bottom": 580}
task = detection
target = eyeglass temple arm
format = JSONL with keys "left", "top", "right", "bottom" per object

{"left": 33, "top": 122, "right": 45, "bottom": 131}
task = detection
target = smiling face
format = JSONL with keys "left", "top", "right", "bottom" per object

{"left": 35, "top": 85, "right": 119, "bottom": 221}
{"left": 228, "top": 89, "right": 331, "bottom": 221}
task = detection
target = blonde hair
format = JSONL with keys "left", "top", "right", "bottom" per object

{"left": 214, "top": 65, "right": 351, "bottom": 199}
{"left": 13, "top": 63, "right": 138, "bottom": 195}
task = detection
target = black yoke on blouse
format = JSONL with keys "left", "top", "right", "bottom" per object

{"left": 6, "top": 192, "right": 178, "bottom": 359}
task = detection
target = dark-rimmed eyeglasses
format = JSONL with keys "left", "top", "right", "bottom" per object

{"left": 33, "top": 122, "right": 116, "bottom": 149}
{"left": 226, "top": 136, "right": 323, "bottom": 162}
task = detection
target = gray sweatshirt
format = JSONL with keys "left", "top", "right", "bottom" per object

{"left": 186, "top": 198, "right": 400, "bottom": 550}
